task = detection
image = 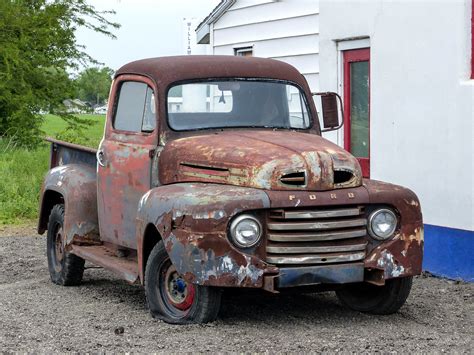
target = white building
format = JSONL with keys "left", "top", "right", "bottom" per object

{"left": 196, "top": 0, "right": 320, "bottom": 90}
{"left": 197, "top": 0, "right": 474, "bottom": 281}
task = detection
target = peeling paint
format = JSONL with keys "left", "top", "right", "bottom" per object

{"left": 38, "top": 57, "right": 424, "bottom": 293}
{"left": 377, "top": 251, "right": 406, "bottom": 278}
{"left": 159, "top": 131, "right": 362, "bottom": 191}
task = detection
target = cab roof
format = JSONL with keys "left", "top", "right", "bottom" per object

{"left": 115, "top": 55, "right": 310, "bottom": 91}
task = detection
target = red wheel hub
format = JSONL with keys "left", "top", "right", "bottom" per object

{"left": 163, "top": 264, "right": 195, "bottom": 311}
{"left": 53, "top": 225, "right": 64, "bottom": 272}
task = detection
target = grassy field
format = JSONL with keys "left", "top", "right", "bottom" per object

{"left": 0, "top": 114, "right": 104, "bottom": 225}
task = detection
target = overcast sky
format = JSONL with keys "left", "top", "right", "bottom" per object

{"left": 75, "top": 0, "right": 220, "bottom": 71}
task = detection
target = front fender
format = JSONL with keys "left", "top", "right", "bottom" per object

{"left": 38, "top": 164, "right": 99, "bottom": 246}
{"left": 136, "top": 183, "right": 271, "bottom": 287}
{"left": 363, "top": 179, "right": 424, "bottom": 281}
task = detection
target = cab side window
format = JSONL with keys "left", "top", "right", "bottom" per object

{"left": 113, "top": 81, "right": 156, "bottom": 132}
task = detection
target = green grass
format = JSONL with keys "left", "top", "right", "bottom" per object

{"left": 0, "top": 114, "right": 105, "bottom": 225}
{"left": 42, "top": 113, "right": 105, "bottom": 146}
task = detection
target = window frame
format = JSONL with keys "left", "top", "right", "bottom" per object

{"left": 164, "top": 78, "right": 314, "bottom": 133}
{"left": 107, "top": 75, "right": 158, "bottom": 140}
{"left": 111, "top": 80, "right": 157, "bottom": 133}
{"left": 343, "top": 47, "right": 371, "bottom": 178}
{"left": 234, "top": 46, "right": 253, "bottom": 57}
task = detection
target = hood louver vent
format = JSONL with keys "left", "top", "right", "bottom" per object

{"left": 179, "top": 162, "right": 230, "bottom": 177}
{"left": 334, "top": 169, "right": 354, "bottom": 186}
{"left": 280, "top": 171, "right": 306, "bottom": 186}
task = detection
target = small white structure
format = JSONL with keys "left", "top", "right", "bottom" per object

{"left": 196, "top": 0, "right": 320, "bottom": 90}
{"left": 63, "top": 99, "right": 88, "bottom": 114}
{"left": 198, "top": 0, "right": 474, "bottom": 280}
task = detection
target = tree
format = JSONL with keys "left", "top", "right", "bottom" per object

{"left": 0, "top": 0, "right": 119, "bottom": 147}
{"left": 75, "top": 67, "right": 114, "bottom": 106}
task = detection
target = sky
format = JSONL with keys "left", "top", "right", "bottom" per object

{"left": 75, "top": 0, "right": 220, "bottom": 71}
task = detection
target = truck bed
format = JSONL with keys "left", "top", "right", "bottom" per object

{"left": 46, "top": 137, "right": 97, "bottom": 169}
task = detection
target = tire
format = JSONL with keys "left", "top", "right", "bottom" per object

{"left": 145, "top": 241, "right": 222, "bottom": 324}
{"left": 46, "top": 204, "right": 84, "bottom": 286}
{"left": 336, "top": 276, "right": 413, "bottom": 315}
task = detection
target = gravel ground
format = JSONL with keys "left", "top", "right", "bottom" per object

{"left": 0, "top": 234, "right": 472, "bottom": 353}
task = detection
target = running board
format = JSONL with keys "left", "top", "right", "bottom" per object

{"left": 70, "top": 245, "right": 139, "bottom": 284}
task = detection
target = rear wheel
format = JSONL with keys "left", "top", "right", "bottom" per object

{"left": 46, "top": 204, "right": 84, "bottom": 286}
{"left": 145, "top": 241, "right": 222, "bottom": 324}
{"left": 336, "top": 277, "right": 413, "bottom": 314}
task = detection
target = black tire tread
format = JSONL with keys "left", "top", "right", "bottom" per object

{"left": 336, "top": 276, "right": 413, "bottom": 315}
{"left": 377, "top": 276, "right": 413, "bottom": 315}
{"left": 47, "top": 204, "right": 85, "bottom": 286}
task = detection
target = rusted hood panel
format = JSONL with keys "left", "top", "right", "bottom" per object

{"left": 159, "top": 130, "right": 362, "bottom": 191}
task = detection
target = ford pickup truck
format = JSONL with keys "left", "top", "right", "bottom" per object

{"left": 38, "top": 56, "right": 423, "bottom": 324}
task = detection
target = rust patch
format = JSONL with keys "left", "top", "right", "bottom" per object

{"left": 159, "top": 131, "right": 362, "bottom": 191}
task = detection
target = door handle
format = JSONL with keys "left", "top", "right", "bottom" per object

{"left": 97, "top": 149, "right": 106, "bottom": 167}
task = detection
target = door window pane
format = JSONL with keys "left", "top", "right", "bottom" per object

{"left": 350, "top": 61, "right": 369, "bottom": 158}
{"left": 142, "top": 87, "right": 156, "bottom": 132}
{"left": 114, "top": 81, "right": 156, "bottom": 132}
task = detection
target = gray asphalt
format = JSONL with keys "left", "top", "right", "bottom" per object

{"left": 0, "top": 235, "right": 472, "bottom": 353}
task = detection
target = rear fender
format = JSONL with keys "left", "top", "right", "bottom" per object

{"left": 136, "top": 183, "right": 271, "bottom": 286}
{"left": 38, "top": 164, "right": 99, "bottom": 246}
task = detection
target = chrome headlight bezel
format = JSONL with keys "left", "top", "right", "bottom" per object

{"left": 368, "top": 208, "right": 398, "bottom": 240}
{"left": 229, "top": 214, "right": 263, "bottom": 248}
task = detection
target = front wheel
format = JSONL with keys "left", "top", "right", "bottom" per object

{"left": 145, "top": 241, "right": 222, "bottom": 324}
{"left": 336, "top": 276, "right": 413, "bottom": 315}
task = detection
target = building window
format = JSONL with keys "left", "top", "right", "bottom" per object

{"left": 234, "top": 47, "right": 253, "bottom": 57}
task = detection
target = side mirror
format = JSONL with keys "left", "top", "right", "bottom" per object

{"left": 312, "top": 92, "right": 344, "bottom": 132}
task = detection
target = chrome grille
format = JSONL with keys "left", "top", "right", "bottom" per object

{"left": 266, "top": 206, "right": 368, "bottom": 265}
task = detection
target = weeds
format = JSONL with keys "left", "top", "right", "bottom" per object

{"left": 0, "top": 114, "right": 104, "bottom": 225}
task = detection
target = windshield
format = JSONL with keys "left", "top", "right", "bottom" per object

{"left": 167, "top": 80, "right": 311, "bottom": 131}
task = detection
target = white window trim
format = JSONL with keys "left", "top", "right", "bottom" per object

{"left": 234, "top": 45, "right": 254, "bottom": 56}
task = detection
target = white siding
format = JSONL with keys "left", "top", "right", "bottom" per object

{"left": 213, "top": 15, "right": 319, "bottom": 47}
{"left": 229, "top": 0, "right": 275, "bottom": 11}
{"left": 214, "top": 1, "right": 318, "bottom": 29}
{"left": 275, "top": 54, "right": 319, "bottom": 76}
{"left": 303, "top": 73, "right": 320, "bottom": 92}
{"left": 210, "top": 0, "right": 320, "bottom": 92}
{"left": 214, "top": 33, "right": 319, "bottom": 57}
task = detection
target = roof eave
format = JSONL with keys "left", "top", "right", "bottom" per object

{"left": 196, "top": 23, "right": 210, "bottom": 44}
{"left": 195, "top": 0, "right": 236, "bottom": 44}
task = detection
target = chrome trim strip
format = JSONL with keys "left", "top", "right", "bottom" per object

{"left": 268, "top": 218, "right": 367, "bottom": 231}
{"left": 274, "top": 208, "right": 362, "bottom": 219}
{"left": 266, "top": 251, "right": 366, "bottom": 265}
{"left": 266, "top": 242, "right": 367, "bottom": 254}
{"left": 268, "top": 228, "right": 367, "bottom": 242}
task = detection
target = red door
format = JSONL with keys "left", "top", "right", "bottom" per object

{"left": 343, "top": 48, "right": 370, "bottom": 178}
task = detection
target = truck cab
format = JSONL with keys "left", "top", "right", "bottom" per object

{"left": 38, "top": 56, "right": 423, "bottom": 324}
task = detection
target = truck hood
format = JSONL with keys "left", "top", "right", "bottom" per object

{"left": 159, "top": 130, "right": 362, "bottom": 191}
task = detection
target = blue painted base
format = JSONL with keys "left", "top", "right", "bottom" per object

{"left": 423, "top": 224, "right": 474, "bottom": 282}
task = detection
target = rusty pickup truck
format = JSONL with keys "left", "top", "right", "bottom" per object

{"left": 38, "top": 56, "right": 423, "bottom": 324}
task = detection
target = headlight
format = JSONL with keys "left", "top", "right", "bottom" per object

{"left": 229, "top": 214, "right": 262, "bottom": 248}
{"left": 368, "top": 208, "right": 398, "bottom": 240}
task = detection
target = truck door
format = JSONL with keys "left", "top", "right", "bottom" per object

{"left": 343, "top": 48, "right": 370, "bottom": 178}
{"left": 97, "top": 75, "right": 157, "bottom": 249}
